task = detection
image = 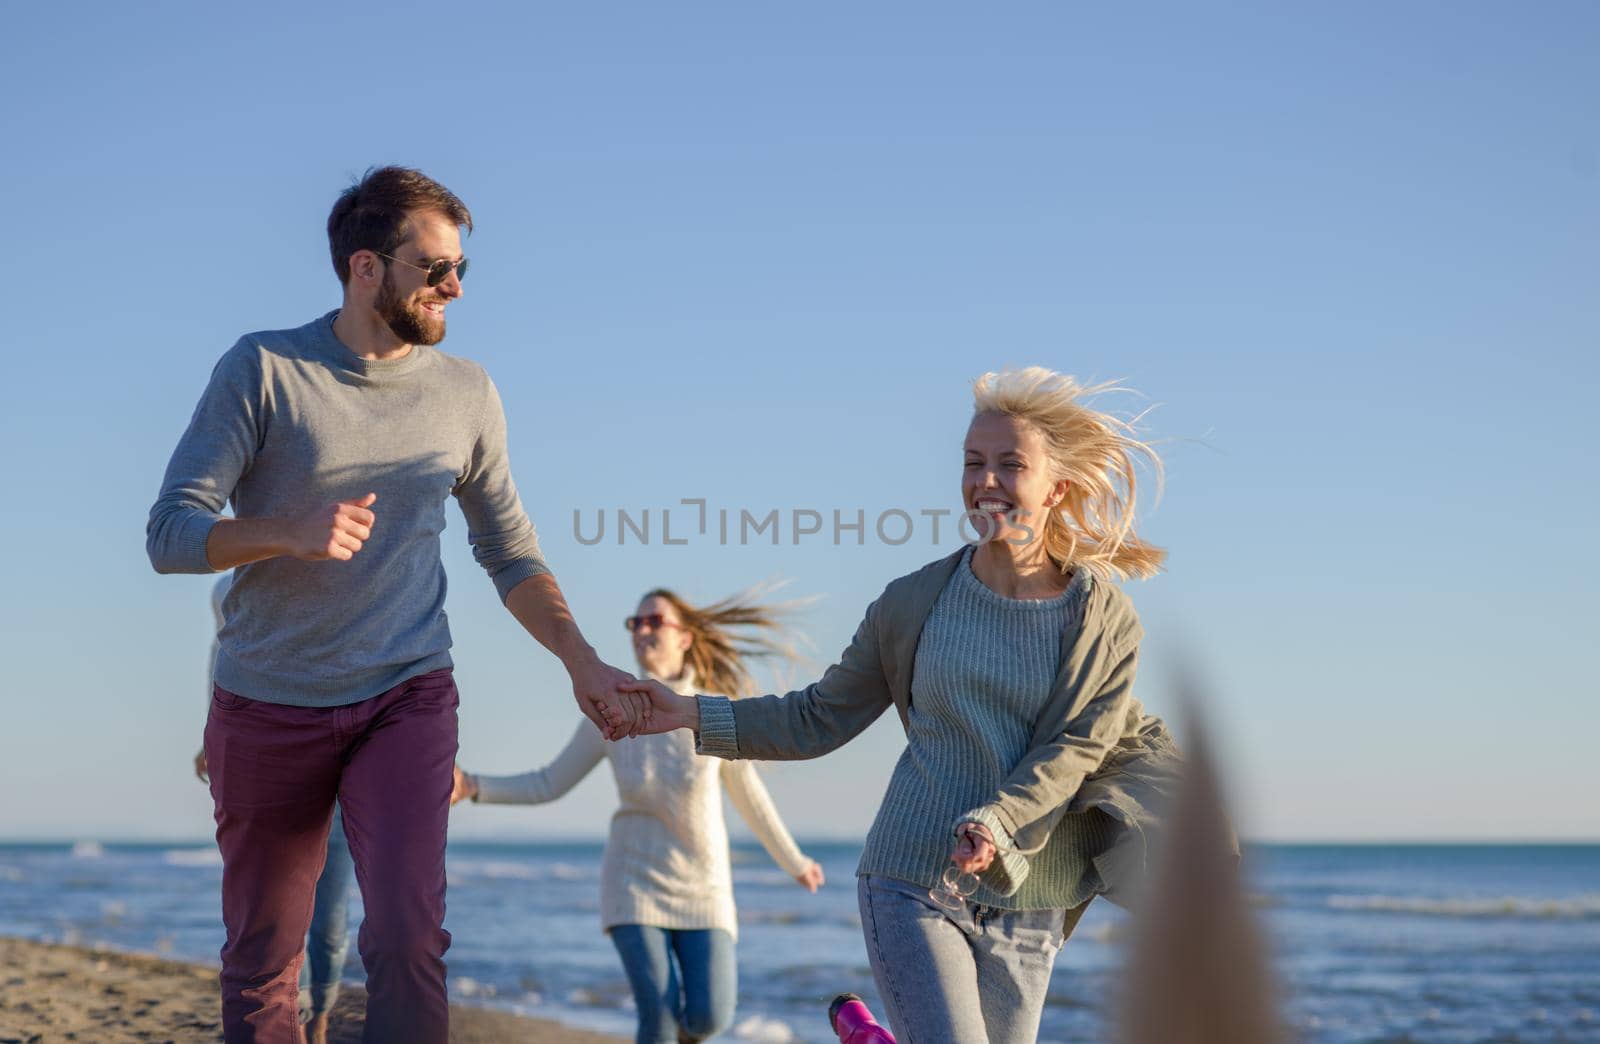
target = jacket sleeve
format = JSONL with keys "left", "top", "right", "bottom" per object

{"left": 959, "top": 635, "right": 1141, "bottom": 894}
{"left": 473, "top": 720, "right": 607, "bottom": 805}
{"left": 695, "top": 596, "right": 893, "bottom": 762}
{"left": 720, "top": 761, "right": 812, "bottom": 878}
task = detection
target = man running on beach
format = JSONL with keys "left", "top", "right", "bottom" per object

{"left": 147, "top": 166, "right": 642, "bottom": 1043}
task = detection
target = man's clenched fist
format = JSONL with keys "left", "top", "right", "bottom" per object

{"left": 286, "top": 492, "right": 377, "bottom": 561}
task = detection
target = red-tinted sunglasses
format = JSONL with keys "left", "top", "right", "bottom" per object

{"left": 624, "top": 614, "right": 682, "bottom": 633}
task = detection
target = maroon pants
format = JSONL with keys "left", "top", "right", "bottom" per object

{"left": 204, "top": 668, "right": 458, "bottom": 1043}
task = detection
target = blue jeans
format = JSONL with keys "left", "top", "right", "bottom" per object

{"left": 857, "top": 875, "right": 1072, "bottom": 1044}
{"left": 609, "top": 925, "right": 737, "bottom": 1044}
{"left": 297, "top": 806, "right": 354, "bottom": 1020}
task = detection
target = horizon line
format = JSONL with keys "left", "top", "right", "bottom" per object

{"left": 4, "top": 834, "right": 1598, "bottom": 847}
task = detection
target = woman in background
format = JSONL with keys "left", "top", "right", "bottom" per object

{"left": 454, "top": 587, "right": 825, "bottom": 1044}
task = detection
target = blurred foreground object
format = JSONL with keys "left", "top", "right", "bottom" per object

{"left": 1119, "top": 692, "right": 1286, "bottom": 1044}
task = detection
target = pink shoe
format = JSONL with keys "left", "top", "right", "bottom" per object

{"left": 829, "top": 993, "right": 897, "bottom": 1043}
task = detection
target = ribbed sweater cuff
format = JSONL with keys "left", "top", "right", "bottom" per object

{"left": 492, "top": 557, "right": 553, "bottom": 603}
{"left": 958, "top": 806, "right": 1031, "bottom": 895}
{"left": 171, "top": 512, "right": 221, "bottom": 574}
{"left": 695, "top": 696, "right": 740, "bottom": 758}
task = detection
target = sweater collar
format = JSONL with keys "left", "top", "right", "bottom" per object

{"left": 306, "top": 309, "right": 431, "bottom": 379}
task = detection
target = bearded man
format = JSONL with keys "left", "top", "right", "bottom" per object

{"left": 147, "top": 166, "right": 642, "bottom": 1043}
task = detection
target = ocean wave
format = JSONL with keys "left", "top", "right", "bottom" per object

{"left": 163, "top": 847, "right": 223, "bottom": 867}
{"left": 1327, "top": 893, "right": 1600, "bottom": 920}
{"left": 737, "top": 908, "right": 861, "bottom": 930}
{"left": 449, "top": 860, "right": 538, "bottom": 881}
{"left": 1080, "top": 919, "right": 1129, "bottom": 945}
{"left": 71, "top": 840, "right": 104, "bottom": 860}
{"left": 732, "top": 1014, "right": 797, "bottom": 1042}
{"left": 449, "top": 859, "right": 594, "bottom": 882}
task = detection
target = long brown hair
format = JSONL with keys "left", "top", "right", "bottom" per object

{"left": 643, "top": 586, "right": 807, "bottom": 698}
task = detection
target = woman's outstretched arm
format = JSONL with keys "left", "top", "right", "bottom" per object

{"left": 721, "top": 760, "right": 823, "bottom": 891}
{"left": 459, "top": 719, "right": 607, "bottom": 805}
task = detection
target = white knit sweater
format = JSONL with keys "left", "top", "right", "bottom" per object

{"left": 473, "top": 671, "right": 812, "bottom": 940}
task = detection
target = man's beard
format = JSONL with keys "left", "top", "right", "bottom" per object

{"left": 375, "top": 271, "right": 446, "bottom": 346}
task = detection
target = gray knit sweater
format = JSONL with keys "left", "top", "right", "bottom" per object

{"left": 147, "top": 311, "right": 549, "bottom": 706}
{"left": 854, "top": 548, "right": 1110, "bottom": 909}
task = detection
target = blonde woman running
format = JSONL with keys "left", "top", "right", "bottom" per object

{"left": 453, "top": 589, "right": 824, "bottom": 1044}
{"left": 626, "top": 368, "right": 1184, "bottom": 1044}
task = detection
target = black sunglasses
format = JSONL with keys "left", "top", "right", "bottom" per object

{"left": 374, "top": 251, "right": 470, "bottom": 287}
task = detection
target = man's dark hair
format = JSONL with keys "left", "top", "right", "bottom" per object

{"left": 326, "top": 166, "right": 473, "bottom": 285}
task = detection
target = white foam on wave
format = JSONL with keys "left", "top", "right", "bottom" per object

{"left": 71, "top": 840, "right": 104, "bottom": 860}
{"left": 1327, "top": 893, "right": 1600, "bottom": 920}
{"left": 163, "top": 847, "right": 223, "bottom": 867}
{"left": 449, "top": 859, "right": 595, "bottom": 882}
{"left": 732, "top": 1014, "right": 797, "bottom": 1042}
{"left": 453, "top": 975, "right": 499, "bottom": 998}
{"left": 449, "top": 860, "right": 542, "bottom": 881}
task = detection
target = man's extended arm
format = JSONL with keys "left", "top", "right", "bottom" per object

{"left": 503, "top": 574, "right": 641, "bottom": 740}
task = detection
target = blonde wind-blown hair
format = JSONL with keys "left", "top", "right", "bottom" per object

{"left": 642, "top": 586, "right": 809, "bottom": 698}
{"left": 972, "top": 367, "right": 1166, "bottom": 580}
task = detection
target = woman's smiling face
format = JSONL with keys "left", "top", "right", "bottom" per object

{"left": 962, "top": 412, "right": 1067, "bottom": 547}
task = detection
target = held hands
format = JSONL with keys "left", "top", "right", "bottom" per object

{"left": 613, "top": 677, "right": 700, "bottom": 736}
{"left": 950, "top": 821, "right": 998, "bottom": 875}
{"left": 285, "top": 493, "right": 377, "bottom": 562}
{"left": 569, "top": 654, "right": 651, "bottom": 741}
{"left": 450, "top": 763, "right": 479, "bottom": 806}
{"left": 795, "top": 861, "right": 825, "bottom": 893}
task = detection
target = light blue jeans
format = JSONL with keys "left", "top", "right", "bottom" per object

{"left": 857, "top": 875, "right": 1071, "bottom": 1044}
{"left": 609, "top": 925, "right": 737, "bottom": 1044}
{"left": 297, "top": 805, "right": 354, "bottom": 1020}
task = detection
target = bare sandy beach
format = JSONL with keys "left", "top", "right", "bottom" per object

{"left": 0, "top": 936, "right": 621, "bottom": 1043}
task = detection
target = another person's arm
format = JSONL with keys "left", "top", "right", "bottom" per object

{"left": 626, "top": 597, "right": 895, "bottom": 761}
{"left": 194, "top": 575, "right": 232, "bottom": 784}
{"left": 720, "top": 760, "right": 824, "bottom": 892}
{"left": 455, "top": 720, "right": 607, "bottom": 805}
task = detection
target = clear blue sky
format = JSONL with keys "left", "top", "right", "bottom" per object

{"left": 1, "top": 3, "right": 1595, "bottom": 842}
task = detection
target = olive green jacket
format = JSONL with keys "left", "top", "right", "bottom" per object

{"left": 696, "top": 549, "right": 1183, "bottom": 904}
